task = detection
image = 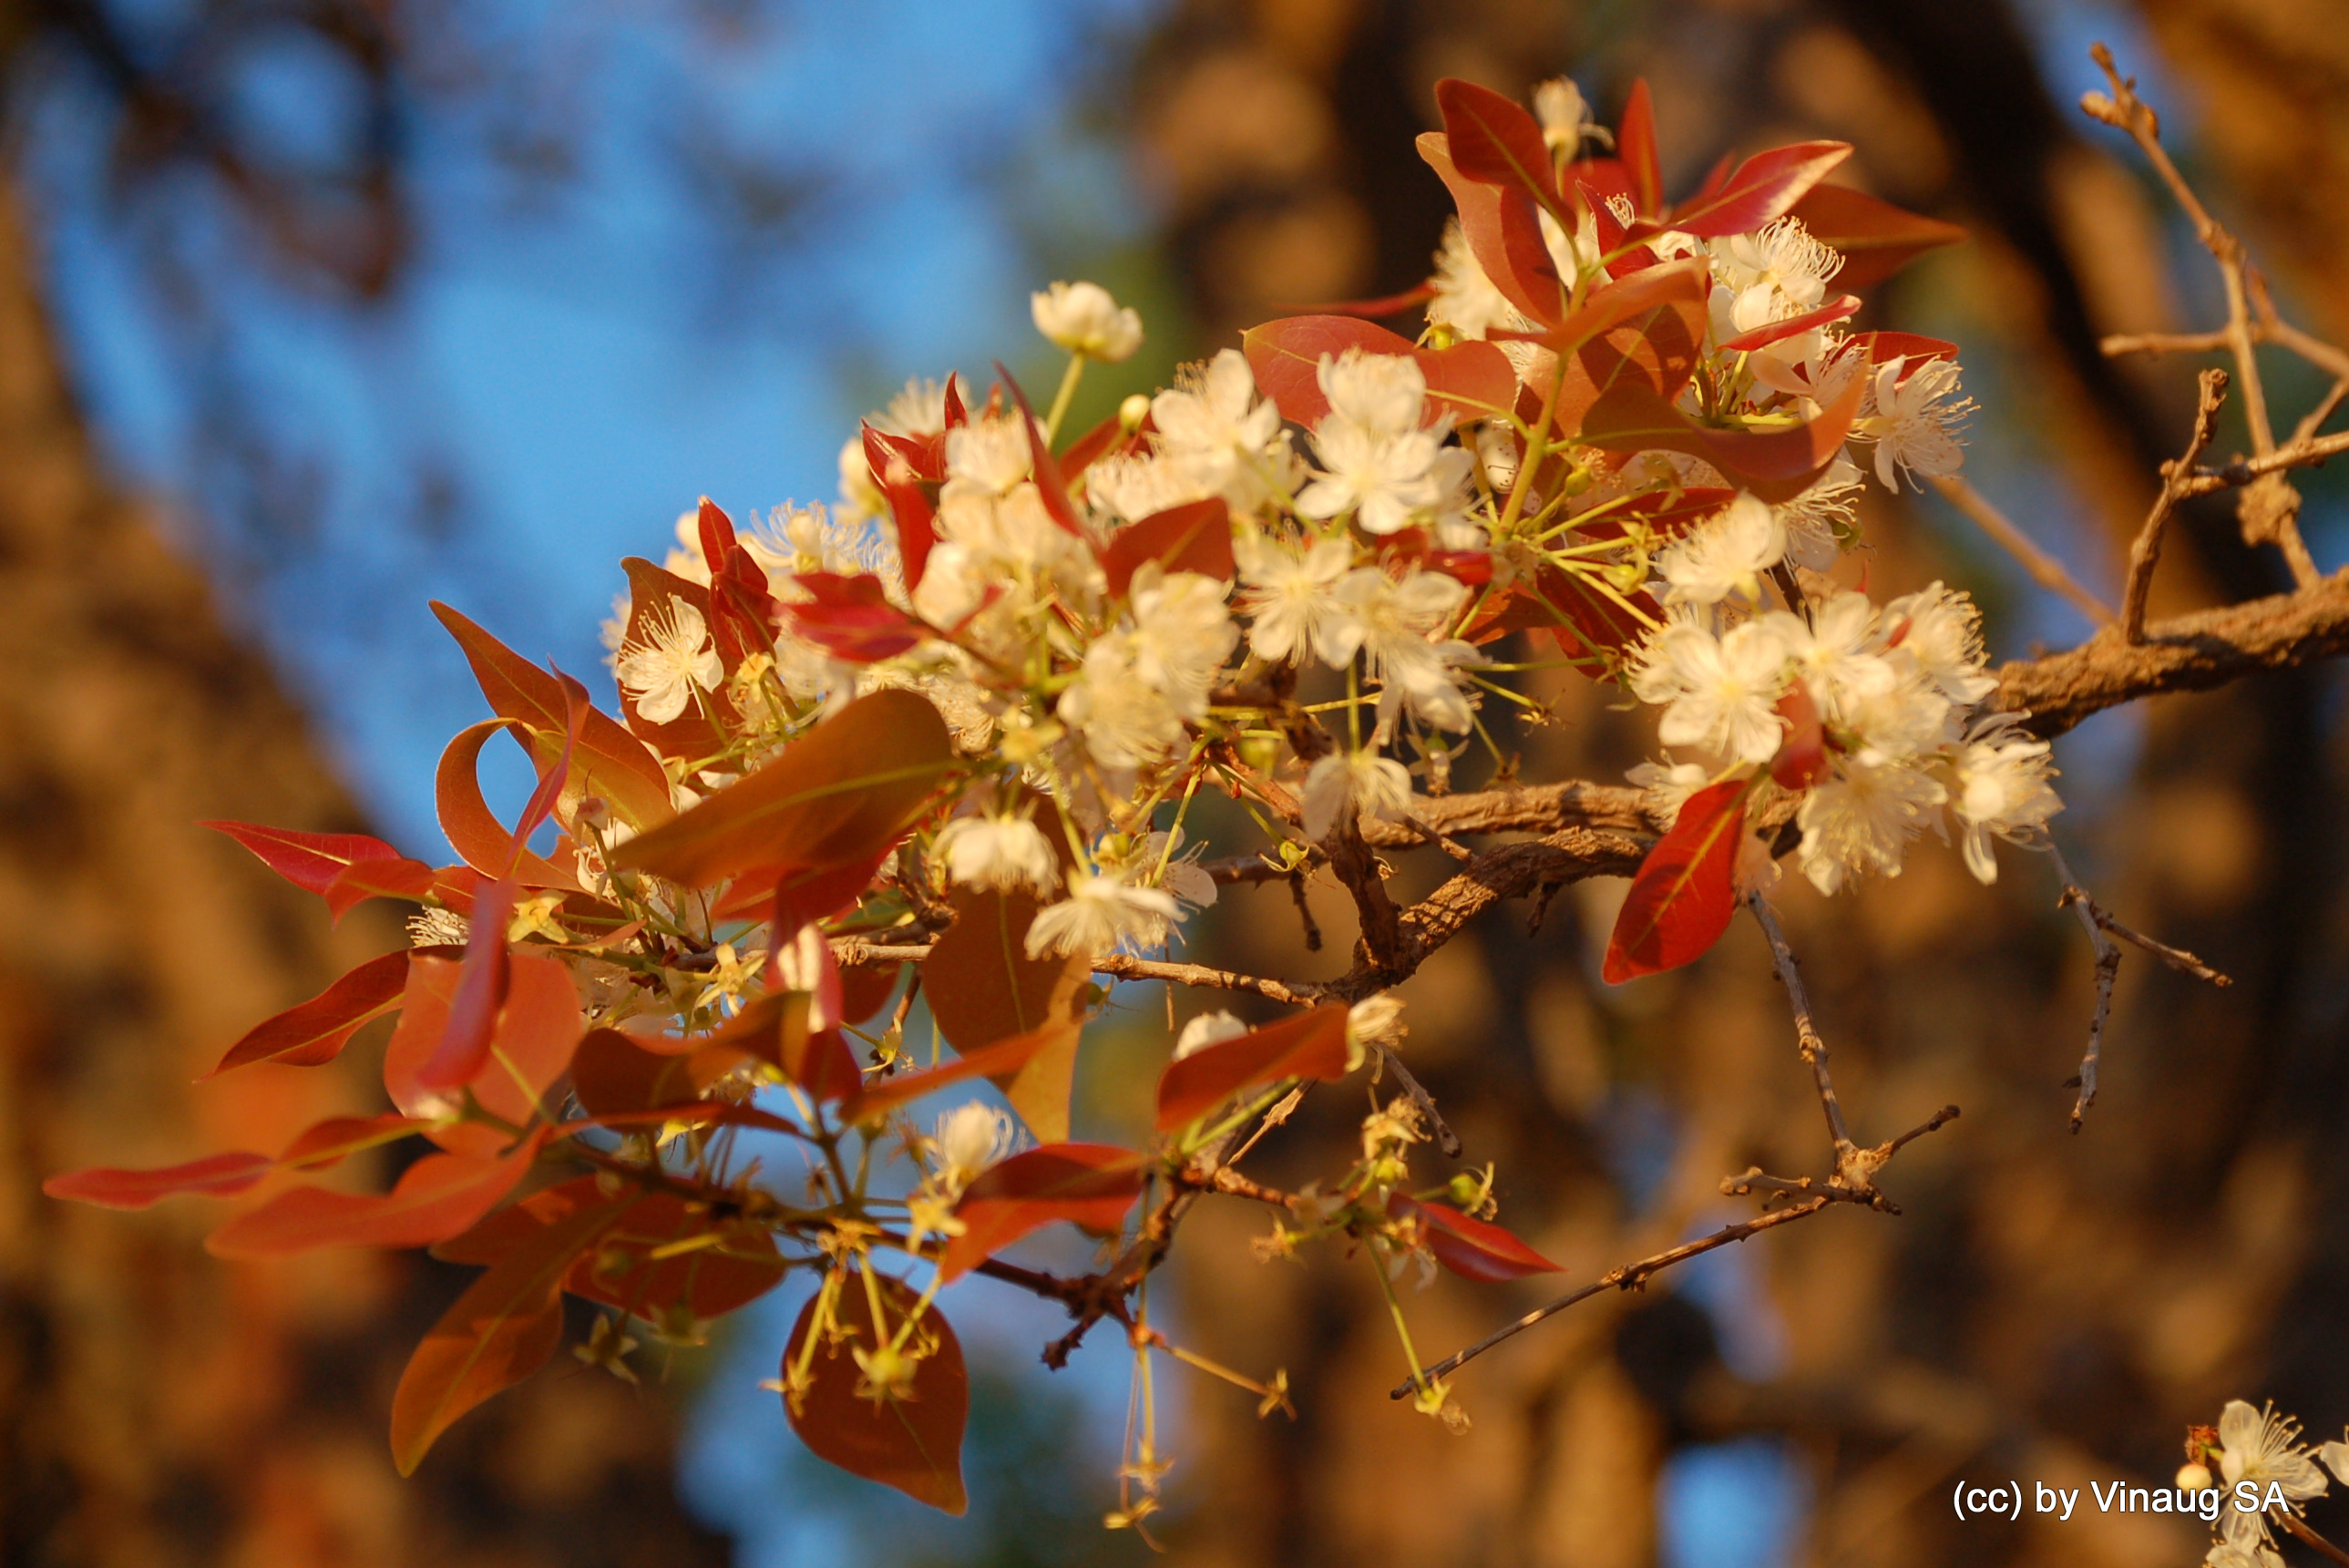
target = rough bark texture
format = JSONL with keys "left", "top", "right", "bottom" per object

{"left": 0, "top": 178, "right": 724, "bottom": 1566}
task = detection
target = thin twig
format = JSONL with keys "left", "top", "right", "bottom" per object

{"left": 2121, "top": 368, "right": 2229, "bottom": 641}
{"left": 1377, "top": 1043, "right": 1462, "bottom": 1158}
{"left": 2095, "top": 913, "right": 2231, "bottom": 987}
{"left": 1928, "top": 474, "right": 2115, "bottom": 625}
{"left": 1748, "top": 895, "right": 1854, "bottom": 1154}
{"left": 2282, "top": 1513, "right": 2349, "bottom": 1568}
{"left": 2051, "top": 845, "right": 2123, "bottom": 1132}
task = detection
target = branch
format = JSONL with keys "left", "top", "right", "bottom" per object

{"left": 2121, "top": 367, "right": 2229, "bottom": 641}
{"left": 1928, "top": 473, "right": 2114, "bottom": 625}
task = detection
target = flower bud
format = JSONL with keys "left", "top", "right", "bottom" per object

{"left": 2177, "top": 1462, "right": 2213, "bottom": 1492}
{"left": 1119, "top": 393, "right": 1152, "bottom": 431}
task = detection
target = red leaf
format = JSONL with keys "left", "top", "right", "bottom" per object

{"left": 430, "top": 602, "right": 675, "bottom": 832}
{"left": 1056, "top": 406, "right": 1144, "bottom": 487}
{"left": 1154, "top": 1004, "right": 1353, "bottom": 1132}
{"left": 610, "top": 689, "right": 954, "bottom": 889}
{"left": 1668, "top": 140, "right": 1852, "bottom": 239}
{"left": 205, "top": 948, "right": 413, "bottom": 1076}
{"left": 1603, "top": 778, "right": 1749, "bottom": 983}
{"left": 699, "top": 991, "right": 861, "bottom": 1102}
{"left": 206, "top": 1132, "right": 546, "bottom": 1258}
{"left": 44, "top": 1151, "right": 272, "bottom": 1210}
{"left": 1789, "top": 184, "right": 1965, "bottom": 291}
{"left": 994, "top": 363, "right": 1088, "bottom": 538}
{"left": 1434, "top": 78, "right": 1561, "bottom": 214}
{"left": 1418, "top": 131, "right": 1566, "bottom": 327}
{"left": 1770, "top": 684, "right": 1829, "bottom": 790}
{"left": 784, "top": 573, "right": 928, "bottom": 662}
{"left": 385, "top": 953, "right": 584, "bottom": 1153}
{"left": 203, "top": 820, "right": 402, "bottom": 901}
{"left": 1242, "top": 316, "right": 1518, "bottom": 429}
{"left": 391, "top": 1185, "right": 633, "bottom": 1474}
{"left": 1466, "top": 565, "right": 1663, "bottom": 663}
{"left": 278, "top": 1112, "right": 433, "bottom": 1171}
{"left": 1100, "top": 497, "right": 1234, "bottom": 600}
{"left": 783, "top": 1270, "right": 969, "bottom": 1513}
{"left": 1617, "top": 78, "right": 1664, "bottom": 216}
{"left": 566, "top": 1191, "right": 787, "bottom": 1320}
{"left": 1390, "top": 1194, "right": 1562, "bottom": 1281}
{"left": 918, "top": 886, "right": 1090, "bottom": 1141}
{"left": 864, "top": 425, "right": 941, "bottom": 589}
{"left": 842, "top": 1019, "right": 1079, "bottom": 1123}
{"left": 569, "top": 1026, "right": 703, "bottom": 1117}
{"left": 505, "top": 668, "right": 590, "bottom": 867}
{"left": 939, "top": 1144, "right": 1146, "bottom": 1282}
{"left": 321, "top": 856, "right": 439, "bottom": 920}
{"left": 1581, "top": 357, "right": 1865, "bottom": 501}
{"left": 1566, "top": 487, "right": 1738, "bottom": 546}
{"left": 1718, "top": 293, "right": 1862, "bottom": 354}
{"left": 415, "top": 877, "right": 517, "bottom": 1091}
{"left": 433, "top": 720, "right": 587, "bottom": 890}
{"left": 1843, "top": 330, "right": 1958, "bottom": 370}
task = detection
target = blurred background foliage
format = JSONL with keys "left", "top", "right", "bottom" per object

{"left": 6, "top": 0, "right": 2349, "bottom": 1564}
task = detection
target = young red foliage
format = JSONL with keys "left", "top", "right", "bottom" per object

{"left": 1433, "top": 78, "right": 1562, "bottom": 216}
{"left": 862, "top": 425, "right": 941, "bottom": 589}
{"left": 1582, "top": 359, "right": 1866, "bottom": 500}
{"left": 993, "top": 364, "right": 1089, "bottom": 538}
{"left": 939, "top": 1144, "right": 1147, "bottom": 1282}
{"left": 1566, "top": 487, "right": 1737, "bottom": 546}
{"left": 1468, "top": 565, "right": 1662, "bottom": 664}
{"left": 568, "top": 1026, "right": 703, "bottom": 1117}
{"left": 391, "top": 1187, "right": 635, "bottom": 1475}
{"left": 841, "top": 1018, "right": 1080, "bottom": 1124}
{"left": 1789, "top": 183, "right": 1965, "bottom": 290}
{"left": 414, "top": 877, "right": 518, "bottom": 1092}
{"left": 1418, "top": 133, "right": 1565, "bottom": 326}
{"left": 430, "top": 602, "right": 675, "bottom": 831}
{"left": 1603, "top": 777, "right": 1751, "bottom": 983}
{"left": 1770, "top": 684, "right": 1830, "bottom": 791}
{"left": 610, "top": 689, "right": 953, "bottom": 889}
{"left": 1718, "top": 292, "right": 1862, "bottom": 354}
{"left": 1389, "top": 1194, "right": 1563, "bottom": 1282}
{"left": 1100, "top": 497, "right": 1235, "bottom": 600}
{"left": 783, "top": 572, "right": 928, "bottom": 661}
{"left": 321, "top": 856, "right": 438, "bottom": 919}
{"left": 700, "top": 989, "right": 861, "bottom": 1102}
{"left": 205, "top": 1132, "right": 548, "bottom": 1258}
{"left": 1667, "top": 140, "right": 1852, "bottom": 238}
{"left": 43, "top": 1151, "right": 273, "bottom": 1210}
{"left": 918, "top": 885, "right": 1091, "bottom": 1140}
{"left": 784, "top": 1271, "right": 969, "bottom": 1514}
{"left": 1617, "top": 78, "right": 1665, "bottom": 215}
{"left": 279, "top": 1112, "right": 433, "bottom": 1171}
{"left": 434, "top": 721, "right": 589, "bottom": 891}
{"left": 384, "top": 952, "right": 584, "bottom": 1154}
{"left": 202, "top": 820, "right": 405, "bottom": 917}
{"left": 1844, "top": 330, "right": 1960, "bottom": 369}
{"left": 205, "top": 948, "right": 415, "bottom": 1077}
{"left": 1276, "top": 282, "right": 1436, "bottom": 320}
{"left": 1154, "top": 1003, "right": 1354, "bottom": 1132}
{"left": 1241, "top": 316, "right": 1517, "bottom": 428}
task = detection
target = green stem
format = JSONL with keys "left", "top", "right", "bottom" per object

{"left": 1043, "top": 353, "right": 1087, "bottom": 444}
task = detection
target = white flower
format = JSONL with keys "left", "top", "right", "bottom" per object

{"left": 1534, "top": 77, "right": 1601, "bottom": 153}
{"left": 942, "top": 415, "right": 1033, "bottom": 500}
{"left": 1629, "top": 618, "right": 1790, "bottom": 764}
{"left": 2216, "top": 1400, "right": 2328, "bottom": 1555}
{"left": 1174, "top": 1010, "right": 1249, "bottom": 1061}
{"left": 615, "top": 594, "right": 723, "bottom": 724}
{"left": 1860, "top": 357, "right": 1973, "bottom": 492}
{"left": 1795, "top": 749, "right": 1947, "bottom": 894}
{"left": 1655, "top": 492, "right": 1786, "bottom": 607}
{"left": 1031, "top": 280, "right": 1144, "bottom": 362}
{"left": 931, "top": 1102, "right": 1017, "bottom": 1194}
{"left": 1775, "top": 458, "right": 1862, "bottom": 572}
{"left": 407, "top": 907, "right": 471, "bottom": 948}
{"left": 1090, "top": 450, "right": 1216, "bottom": 522}
{"left": 1297, "top": 352, "right": 1474, "bottom": 537}
{"left": 1057, "top": 641, "right": 1186, "bottom": 771}
{"left": 872, "top": 375, "right": 952, "bottom": 438}
{"left": 1761, "top": 592, "right": 1895, "bottom": 719}
{"left": 1301, "top": 748, "right": 1414, "bottom": 841}
{"left": 1129, "top": 565, "right": 1238, "bottom": 716}
{"left": 1429, "top": 219, "right": 1521, "bottom": 342}
{"left": 1626, "top": 757, "right": 1711, "bottom": 824}
{"left": 1235, "top": 530, "right": 1354, "bottom": 667}
{"left": 1152, "top": 349, "right": 1286, "bottom": 510}
{"left": 1102, "top": 829, "right": 1219, "bottom": 926}
{"left": 935, "top": 808, "right": 1060, "bottom": 895}
{"left": 1709, "top": 218, "right": 1842, "bottom": 316}
{"left": 1024, "top": 872, "right": 1181, "bottom": 958}
{"left": 1331, "top": 567, "right": 1482, "bottom": 733}
{"left": 1346, "top": 994, "right": 1406, "bottom": 1067}
{"left": 1883, "top": 581, "right": 1997, "bottom": 703}
{"left": 1949, "top": 719, "right": 2062, "bottom": 884}
{"left": 1320, "top": 350, "right": 1429, "bottom": 436}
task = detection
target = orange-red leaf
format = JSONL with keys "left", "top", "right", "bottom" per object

{"left": 206, "top": 1132, "right": 546, "bottom": 1258}
{"left": 919, "top": 886, "right": 1091, "bottom": 1141}
{"left": 1434, "top": 78, "right": 1560, "bottom": 215}
{"left": 415, "top": 877, "right": 517, "bottom": 1091}
{"left": 1154, "top": 1004, "right": 1353, "bottom": 1132}
{"left": 206, "top": 948, "right": 413, "bottom": 1077}
{"left": 1617, "top": 78, "right": 1664, "bottom": 216}
{"left": 1669, "top": 140, "right": 1852, "bottom": 238}
{"left": 784, "top": 1271, "right": 968, "bottom": 1513}
{"left": 610, "top": 690, "right": 952, "bottom": 888}
{"left": 385, "top": 952, "right": 584, "bottom": 1154}
{"left": 44, "top": 1152, "right": 272, "bottom": 1210}
{"left": 1418, "top": 131, "right": 1564, "bottom": 327}
{"left": 939, "top": 1144, "right": 1145, "bottom": 1282}
{"left": 390, "top": 1186, "right": 633, "bottom": 1474}
{"left": 784, "top": 572, "right": 928, "bottom": 662}
{"left": 431, "top": 601, "right": 675, "bottom": 832}
{"left": 1100, "top": 497, "right": 1234, "bottom": 600}
{"left": 279, "top": 1112, "right": 434, "bottom": 1171}
{"left": 1789, "top": 184, "right": 1964, "bottom": 291}
{"left": 1603, "top": 778, "right": 1749, "bottom": 983}
{"left": 568, "top": 1026, "right": 703, "bottom": 1117}
{"left": 1244, "top": 316, "right": 1519, "bottom": 429}
{"left": 321, "top": 856, "right": 439, "bottom": 919}
{"left": 203, "top": 820, "right": 404, "bottom": 907}
{"left": 1390, "top": 1194, "right": 1562, "bottom": 1281}
{"left": 434, "top": 721, "right": 587, "bottom": 890}
{"left": 1581, "top": 360, "right": 1865, "bottom": 501}
{"left": 842, "top": 1018, "right": 1080, "bottom": 1124}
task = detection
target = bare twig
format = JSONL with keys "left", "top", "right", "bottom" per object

{"left": 2121, "top": 368, "right": 2230, "bottom": 641}
{"left": 1092, "top": 953, "right": 1325, "bottom": 1007}
{"left": 1376, "top": 1044, "right": 1462, "bottom": 1158}
{"left": 2095, "top": 914, "right": 2231, "bottom": 987}
{"left": 2051, "top": 845, "right": 2123, "bottom": 1132}
{"left": 1747, "top": 895, "right": 1854, "bottom": 1155}
{"left": 2085, "top": 44, "right": 2323, "bottom": 586}
{"left": 2282, "top": 1512, "right": 2349, "bottom": 1568}
{"left": 1927, "top": 474, "right": 2115, "bottom": 625}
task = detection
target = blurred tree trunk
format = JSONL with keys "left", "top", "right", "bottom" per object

{"left": 0, "top": 179, "right": 724, "bottom": 1567}
{"left": 1131, "top": 5, "right": 2349, "bottom": 1566}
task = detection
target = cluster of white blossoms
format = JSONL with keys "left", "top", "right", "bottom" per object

{"left": 587, "top": 71, "right": 2053, "bottom": 989}
{"left": 2177, "top": 1399, "right": 2344, "bottom": 1568}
